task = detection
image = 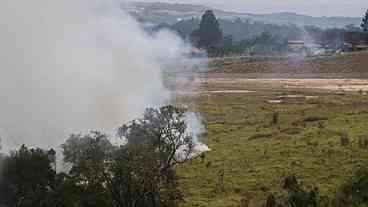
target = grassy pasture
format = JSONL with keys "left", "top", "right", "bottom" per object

{"left": 176, "top": 84, "right": 368, "bottom": 207}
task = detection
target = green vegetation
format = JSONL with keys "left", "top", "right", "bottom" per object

{"left": 191, "top": 10, "right": 224, "bottom": 57}
{"left": 184, "top": 10, "right": 356, "bottom": 57}
{"left": 1, "top": 83, "right": 368, "bottom": 207}
{"left": 177, "top": 88, "right": 368, "bottom": 207}
{"left": 0, "top": 106, "right": 194, "bottom": 207}
{"left": 362, "top": 9, "right": 368, "bottom": 31}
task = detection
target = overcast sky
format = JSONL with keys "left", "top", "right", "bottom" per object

{"left": 134, "top": 0, "right": 368, "bottom": 17}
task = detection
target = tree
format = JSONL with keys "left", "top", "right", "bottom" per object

{"left": 61, "top": 105, "right": 194, "bottom": 207}
{"left": 118, "top": 105, "right": 194, "bottom": 164}
{"left": 222, "top": 35, "right": 234, "bottom": 55}
{"left": 191, "top": 10, "right": 223, "bottom": 56}
{"left": 117, "top": 105, "right": 194, "bottom": 207}
{"left": 361, "top": 9, "right": 368, "bottom": 31}
{"left": 0, "top": 106, "right": 194, "bottom": 207}
{"left": 61, "top": 132, "right": 115, "bottom": 207}
{"left": 0, "top": 145, "right": 56, "bottom": 207}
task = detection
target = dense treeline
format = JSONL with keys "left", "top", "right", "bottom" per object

{"left": 0, "top": 106, "right": 194, "bottom": 207}
{"left": 150, "top": 10, "right": 365, "bottom": 57}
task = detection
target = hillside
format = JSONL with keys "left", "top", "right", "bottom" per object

{"left": 126, "top": 2, "right": 361, "bottom": 28}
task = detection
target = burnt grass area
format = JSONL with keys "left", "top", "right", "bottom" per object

{"left": 176, "top": 85, "right": 368, "bottom": 207}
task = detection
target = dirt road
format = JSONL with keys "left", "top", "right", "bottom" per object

{"left": 171, "top": 73, "right": 368, "bottom": 93}
{"left": 199, "top": 74, "right": 368, "bottom": 92}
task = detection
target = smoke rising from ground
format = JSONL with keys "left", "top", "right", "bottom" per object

{"left": 184, "top": 112, "right": 210, "bottom": 155}
{"left": 0, "top": 0, "right": 205, "bottom": 153}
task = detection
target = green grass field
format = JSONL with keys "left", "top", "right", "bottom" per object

{"left": 176, "top": 86, "right": 368, "bottom": 207}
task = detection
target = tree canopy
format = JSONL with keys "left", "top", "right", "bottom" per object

{"left": 0, "top": 105, "right": 194, "bottom": 207}
{"left": 0, "top": 145, "right": 56, "bottom": 207}
{"left": 362, "top": 9, "right": 368, "bottom": 31}
{"left": 191, "top": 10, "right": 223, "bottom": 56}
{"left": 197, "top": 10, "right": 223, "bottom": 48}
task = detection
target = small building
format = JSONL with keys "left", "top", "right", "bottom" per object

{"left": 287, "top": 40, "right": 307, "bottom": 55}
{"left": 288, "top": 40, "right": 305, "bottom": 50}
{"left": 344, "top": 31, "right": 368, "bottom": 51}
{"left": 288, "top": 40, "right": 308, "bottom": 51}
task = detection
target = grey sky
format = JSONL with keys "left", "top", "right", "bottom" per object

{"left": 135, "top": 0, "right": 368, "bottom": 17}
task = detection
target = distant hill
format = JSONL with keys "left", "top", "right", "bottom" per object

{"left": 125, "top": 2, "right": 361, "bottom": 29}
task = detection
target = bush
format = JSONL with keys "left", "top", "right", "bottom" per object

{"left": 358, "top": 136, "right": 368, "bottom": 149}
{"left": 340, "top": 132, "right": 350, "bottom": 146}
{"left": 283, "top": 175, "right": 318, "bottom": 207}
{"left": 302, "top": 116, "right": 328, "bottom": 122}
{"left": 334, "top": 168, "right": 368, "bottom": 206}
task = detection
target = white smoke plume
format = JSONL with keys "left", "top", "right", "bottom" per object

{"left": 184, "top": 112, "right": 210, "bottom": 156}
{"left": 0, "top": 0, "right": 207, "bottom": 154}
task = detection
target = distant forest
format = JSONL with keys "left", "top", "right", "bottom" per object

{"left": 146, "top": 11, "right": 363, "bottom": 57}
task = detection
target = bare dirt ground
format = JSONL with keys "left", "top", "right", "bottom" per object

{"left": 200, "top": 75, "right": 368, "bottom": 92}
{"left": 170, "top": 52, "right": 368, "bottom": 94}
{"left": 207, "top": 52, "right": 368, "bottom": 76}
{"left": 171, "top": 73, "right": 368, "bottom": 94}
{"left": 279, "top": 79, "right": 368, "bottom": 91}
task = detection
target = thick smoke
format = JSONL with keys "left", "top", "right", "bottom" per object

{"left": 0, "top": 0, "right": 206, "bottom": 154}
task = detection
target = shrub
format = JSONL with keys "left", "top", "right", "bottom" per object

{"left": 340, "top": 132, "right": 350, "bottom": 146}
